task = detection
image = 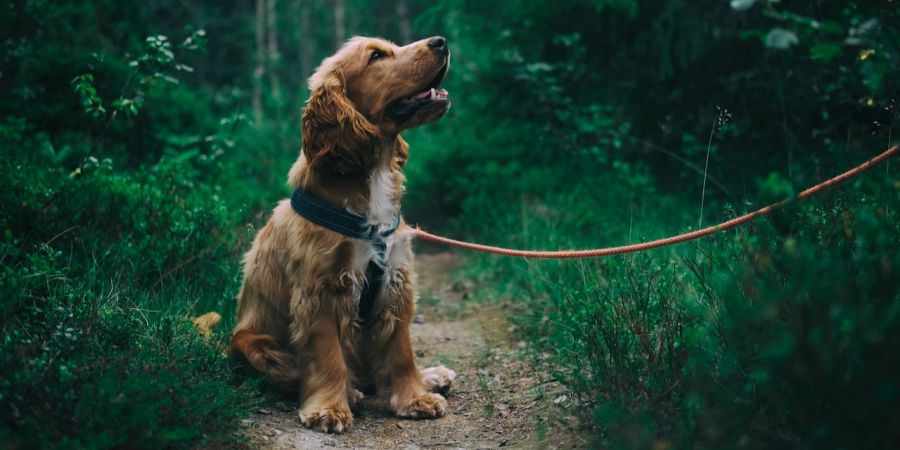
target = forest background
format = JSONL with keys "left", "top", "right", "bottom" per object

{"left": 1, "top": 0, "right": 898, "bottom": 448}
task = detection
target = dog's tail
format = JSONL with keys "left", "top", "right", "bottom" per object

{"left": 230, "top": 328, "right": 303, "bottom": 394}
{"left": 190, "top": 311, "right": 228, "bottom": 356}
{"left": 192, "top": 311, "right": 223, "bottom": 337}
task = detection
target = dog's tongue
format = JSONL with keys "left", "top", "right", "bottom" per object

{"left": 413, "top": 88, "right": 450, "bottom": 100}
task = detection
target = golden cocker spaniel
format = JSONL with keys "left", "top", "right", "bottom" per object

{"left": 231, "top": 36, "right": 455, "bottom": 433}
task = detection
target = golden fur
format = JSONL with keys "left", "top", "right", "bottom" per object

{"left": 231, "top": 36, "right": 454, "bottom": 433}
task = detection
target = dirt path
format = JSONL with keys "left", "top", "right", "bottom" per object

{"left": 242, "top": 252, "right": 586, "bottom": 449}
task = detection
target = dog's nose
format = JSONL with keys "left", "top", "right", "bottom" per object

{"left": 427, "top": 36, "right": 448, "bottom": 54}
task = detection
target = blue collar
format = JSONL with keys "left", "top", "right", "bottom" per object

{"left": 290, "top": 188, "right": 401, "bottom": 320}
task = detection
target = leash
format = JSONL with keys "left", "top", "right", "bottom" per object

{"left": 408, "top": 145, "right": 898, "bottom": 259}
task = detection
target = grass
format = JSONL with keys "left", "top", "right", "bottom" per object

{"left": 472, "top": 320, "right": 499, "bottom": 418}
{"left": 0, "top": 119, "right": 265, "bottom": 449}
{"left": 453, "top": 163, "right": 900, "bottom": 448}
{"left": 476, "top": 372, "right": 497, "bottom": 418}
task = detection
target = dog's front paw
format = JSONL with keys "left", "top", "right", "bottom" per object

{"left": 298, "top": 405, "right": 354, "bottom": 433}
{"left": 393, "top": 392, "right": 447, "bottom": 419}
{"left": 421, "top": 365, "right": 456, "bottom": 395}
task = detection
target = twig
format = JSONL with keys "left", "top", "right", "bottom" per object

{"left": 888, "top": 99, "right": 895, "bottom": 177}
{"left": 44, "top": 225, "right": 78, "bottom": 246}
{"left": 699, "top": 110, "right": 717, "bottom": 229}
{"left": 603, "top": 131, "right": 733, "bottom": 197}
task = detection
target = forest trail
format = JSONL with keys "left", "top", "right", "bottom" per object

{"left": 242, "top": 252, "right": 587, "bottom": 449}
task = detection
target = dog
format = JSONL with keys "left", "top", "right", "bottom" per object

{"left": 230, "top": 36, "right": 456, "bottom": 434}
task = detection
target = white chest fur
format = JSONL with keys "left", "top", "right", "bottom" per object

{"left": 368, "top": 147, "right": 399, "bottom": 230}
{"left": 347, "top": 146, "right": 411, "bottom": 280}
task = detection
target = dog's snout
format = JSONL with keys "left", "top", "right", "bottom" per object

{"left": 427, "top": 36, "right": 448, "bottom": 54}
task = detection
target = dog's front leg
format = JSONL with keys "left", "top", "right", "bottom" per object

{"left": 293, "top": 288, "right": 355, "bottom": 433}
{"left": 372, "top": 267, "right": 448, "bottom": 419}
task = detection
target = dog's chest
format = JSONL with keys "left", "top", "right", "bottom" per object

{"left": 349, "top": 233, "right": 411, "bottom": 291}
{"left": 348, "top": 150, "right": 409, "bottom": 276}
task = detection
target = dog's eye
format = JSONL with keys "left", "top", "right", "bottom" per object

{"left": 369, "top": 50, "right": 384, "bottom": 63}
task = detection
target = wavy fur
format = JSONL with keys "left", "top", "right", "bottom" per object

{"left": 231, "top": 36, "right": 453, "bottom": 434}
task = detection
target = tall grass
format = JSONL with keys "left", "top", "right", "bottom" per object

{"left": 455, "top": 161, "right": 900, "bottom": 448}
{"left": 0, "top": 118, "right": 264, "bottom": 448}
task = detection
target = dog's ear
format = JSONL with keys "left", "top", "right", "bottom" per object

{"left": 301, "top": 70, "right": 378, "bottom": 175}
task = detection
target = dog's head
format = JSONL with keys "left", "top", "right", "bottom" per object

{"left": 301, "top": 36, "right": 450, "bottom": 172}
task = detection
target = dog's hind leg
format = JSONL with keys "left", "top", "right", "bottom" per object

{"left": 230, "top": 328, "right": 302, "bottom": 394}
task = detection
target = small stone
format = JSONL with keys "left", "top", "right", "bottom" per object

{"left": 396, "top": 422, "right": 404, "bottom": 429}
{"left": 256, "top": 408, "right": 272, "bottom": 415}
{"left": 553, "top": 395, "right": 568, "bottom": 405}
{"left": 500, "top": 438, "right": 510, "bottom": 447}
{"left": 413, "top": 314, "right": 425, "bottom": 324}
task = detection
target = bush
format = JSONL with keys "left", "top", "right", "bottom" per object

{"left": 466, "top": 168, "right": 899, "bottom": 448}
{"left": 0, "top": 117, "right": 260, "bottom": 449}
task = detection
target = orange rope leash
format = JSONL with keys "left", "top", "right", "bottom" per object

{"left": 408, "top": 145, "right": 897, "bottom": 259}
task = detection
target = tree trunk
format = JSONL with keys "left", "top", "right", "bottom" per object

{"left": 253, "top": 0, "right": 265, "bottom": 124}
{"left": 396, "top": 0, "right": 412, "bottom": 43}
{"left": 297, "top": 0, "right": 313, "bottom": 80}
{"left": 267, "top": 0, "right": 281, "bottom": 99}
{"left": 332, "top": 0, "right": 345, "bottom": 50}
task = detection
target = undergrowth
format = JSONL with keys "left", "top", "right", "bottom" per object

{"left": 0, "top": 117, "right": 263, "bottom": 448}
{"left": 459, "top": 166, "right": 900, "bottom": 448}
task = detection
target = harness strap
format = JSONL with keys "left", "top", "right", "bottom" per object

{"left": 290, "top": 188, "right": 400, "bottom": 320}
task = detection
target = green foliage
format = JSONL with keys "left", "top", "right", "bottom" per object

{"left": 468, "top": 172, "right": 899, "bottom": 449}
{"left": 0, "top": 115, "right": 260, "bottom": 449}
{"left": 71, "top": 74, "right": 107, "bottom": 118}
{"left": 405, "top": 0, "right": 900, "bottom": 448}
{"left": 683, "top": 185, "right": 900, "bottom": 449}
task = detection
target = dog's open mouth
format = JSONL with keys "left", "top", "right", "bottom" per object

{"left": 385, "top": 62, "right": 449, "bottom": 121}
{"left": 408, "top": 63, "right": 449, "bottom": 101}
